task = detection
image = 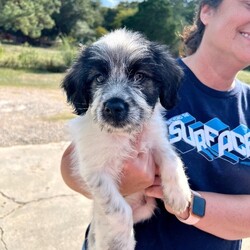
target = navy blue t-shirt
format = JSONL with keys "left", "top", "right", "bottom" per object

{"left": 134, "top": 59, "right": 250, "bottom": 250}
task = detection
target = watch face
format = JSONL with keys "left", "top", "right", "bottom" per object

{"left": 192, "top": 195, "right": 206, "bottom": 217}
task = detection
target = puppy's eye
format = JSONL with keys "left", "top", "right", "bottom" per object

{"left": 95, "top": 74, "right": 106, "bottom": 83}
{"left": 134, "top": 72, "right": 144, "bottom": 82}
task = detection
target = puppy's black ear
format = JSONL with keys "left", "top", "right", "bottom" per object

{"left": 150, "top": 43, "right": 183, "bottom": 110}
{"left": 61, "top": 49, "right": 90, "bottom": 115}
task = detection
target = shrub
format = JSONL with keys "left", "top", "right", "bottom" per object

{"left": 59, "top": 36, "right": 77, "bottom": 68}
{"left": 0, "top": 43, "right": 4, "bottom": 57}
{"left": 0, "top": 43, "right": 68, "bottom": 72}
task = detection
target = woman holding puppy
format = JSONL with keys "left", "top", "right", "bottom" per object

{"left": 61, "top": 0, "right": 250, "bottom": 249}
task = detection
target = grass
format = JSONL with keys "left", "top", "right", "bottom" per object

{"left": 0, "top": 67, "right": 249, "bottom": 90}
{"left": 0, "top": 42, "right": 76, "bottom": 72}
{"left": 0, "top": 43, "right": 249, "bottom": 89}
{"left": 0, "top": 68, "right": 64, "bottom": 89}
{"left": 0, "top": 56, "right": 249, "bottom": 124}
{"left": 237, "top": 70, "right": 250, "bottom": 84}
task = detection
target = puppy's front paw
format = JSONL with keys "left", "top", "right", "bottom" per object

{"left": 163, "top": 184, "right": 192, "bottom": 213}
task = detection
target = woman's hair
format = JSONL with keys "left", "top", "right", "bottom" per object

{"left": 181, "top": 0, "right": 223, "bottom": 56}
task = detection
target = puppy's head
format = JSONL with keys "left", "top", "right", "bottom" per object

{"left": 62, "top": 29, "right": 183, "bottom": 132}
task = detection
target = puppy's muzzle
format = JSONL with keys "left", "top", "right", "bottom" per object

{"left": 102, "top": 98, "right": 129, "bottom": 127}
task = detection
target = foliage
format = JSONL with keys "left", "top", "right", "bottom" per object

{"left": 0, "top": 0, "right": 61, "bottom": 38}
{"left": 60, "top": 36, "right": 77, "bottom": 67}
{"left": 95, "top": 26, "right": 108, "bottom": 38}
{"left": 113, "top": 5, "right": 138, "bottom": 29}
{"left": 102, "top": 2, "right": 139, "bottom": 31}
{"left": 0, "top": 0, "right": 198, "bottom": 52}
{"left": 169, "top": 0, "right": 198, "bottom": 26}
{"left": 0, "top": 43, "right": 4, "bottom": 57}
{"left": 123, "top": 0, "right": 178, "bottom": 49}
{"left": 0, "top": 40, "right": 249, "bottom": 84}
{"left": 0, "top": 44, "right": 66, "bottom": 72}
{"left": 51, "top": 0, "right": 103, "bottom": 43}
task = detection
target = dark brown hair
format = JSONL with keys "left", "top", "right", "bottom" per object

{"left": 181, "top": 0, "right": 223, "bottom": 56}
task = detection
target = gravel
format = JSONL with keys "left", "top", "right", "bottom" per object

{"left": 0, "top": 87, "right": 73, "bottom": 147}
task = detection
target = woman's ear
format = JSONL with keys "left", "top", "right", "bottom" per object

{"left": 200, "top": 4, "right": 215, "bottom": 25}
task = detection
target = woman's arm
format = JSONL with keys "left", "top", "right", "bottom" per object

{"left": 145, "top": 182, "right": 250, "bottom": 240}
{"left": 60, "top": 143, "right": 156, "bottom": 198}
{"left": 60, "top": 143, "right": 92, "bottom": 198}
{"left": 61, "top": 145, "right": 250, "bottom": 240}
{"left": 196, "top": 192, "right": 250, "bottom": 240}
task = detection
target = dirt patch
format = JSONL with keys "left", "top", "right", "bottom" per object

{"left": 0, "top": 87, "right": 73, "bottom": 147}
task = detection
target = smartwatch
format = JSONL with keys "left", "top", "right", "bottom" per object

{"left": 177, "top": 191, "right": 206, "bottom": 225}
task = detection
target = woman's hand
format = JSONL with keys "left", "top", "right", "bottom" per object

{"left": 61, "top": 143, "right": 156, "bottom": 197}
{"left": 119, "top": 151, "right": 156, "bottom": 196}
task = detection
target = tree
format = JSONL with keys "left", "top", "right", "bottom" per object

{"left": 0, "top": 0, "right": 61, "bottom": 38}
{"left": 102, "top": 2, "right": 138, "bottom": 31}
{"left": 123, "top": 0, "right": 178, "bottom": 48}
{"left": 112, "top": 2, "right": 138, "bottom": 29}
{"left": 169, "top": 0, "right": 198, "bottom": 28}
{"left": 52, "top": 0, "right": 103, "bottom": 43}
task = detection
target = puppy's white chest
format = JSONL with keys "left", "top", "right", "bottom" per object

{"left": 69, "top": 114, "right": 139, "bottom": 169}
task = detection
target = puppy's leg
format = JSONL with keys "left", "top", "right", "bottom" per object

{"left": 159, "top": 149, "right": 191, "bottom": 212}
{"left": 153, "top": 140, "right": 191, "bottom": 213}
{"left": 86, "top": 172, "right": 135, "bottom": 250}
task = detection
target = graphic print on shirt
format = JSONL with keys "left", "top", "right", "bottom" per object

{"left": 166, "top": 112, "right": 250, "bottom": 165}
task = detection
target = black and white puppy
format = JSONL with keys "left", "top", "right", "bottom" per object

{"left": 62, "top": 29, "right": 191, "bottom": 250}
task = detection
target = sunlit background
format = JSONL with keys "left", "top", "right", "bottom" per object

{"left": 0, "top": 1, "right": 249, "bottom": 249}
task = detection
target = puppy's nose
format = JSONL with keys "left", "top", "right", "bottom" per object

{"left": 103, "top": 98, "right": 128, "bottom": 120}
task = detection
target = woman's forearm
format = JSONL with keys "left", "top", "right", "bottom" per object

{"left": 60, "top": 143, "right": 92, "bottom": 198}
{"left": 146, "top": 184, "right": 250, "bottom": 240}
{"left": 195, "top": 192, "right": 250, "bottom": 240}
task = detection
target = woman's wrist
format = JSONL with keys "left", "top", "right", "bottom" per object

{"left": 176, "top": 207, "right": 190, "bottom": 220}
{"left": 175, "top": 191, "right": 206, "bottom": 225}
{"left": 164, "top": 203, "right": 190, "bottom": 220}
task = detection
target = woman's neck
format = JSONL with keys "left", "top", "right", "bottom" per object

{"left": 182, "top": 47, "right": 241, "bottom": 91}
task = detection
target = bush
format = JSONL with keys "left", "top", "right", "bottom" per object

{"left": 0, "top": 43, "right": 4, "bottom": 57}
{"left": 18, "top": 49, "right": 39, "bottom": 68}
{"left": 59, "top": 36, "right": 77, "bottom": 67}
{"left": 0, "top": 43, "right": 69, "bottom": 72}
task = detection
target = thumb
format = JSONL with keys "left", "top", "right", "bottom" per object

{"left": 145, "top": 185, "right": 164, "bottom": 199}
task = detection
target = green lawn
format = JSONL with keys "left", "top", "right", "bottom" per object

{"left": 0, "top": 42, "right": 249, "bottom": 89}
{"left": 237, "top": 70, "right": 250, "bottom": 84}
{"left": 0, "top": 67, "right": 249, "bottom": 90}
{"left": 0, "top": 68, "right": 64, "bottom": 89}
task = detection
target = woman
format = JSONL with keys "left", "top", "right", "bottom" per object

{"left": 61, "top": 0, "right": 250, "bottom": 249}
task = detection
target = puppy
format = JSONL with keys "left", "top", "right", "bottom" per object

{"left": 62, "top": 29, "right": 191, "bottom": 250}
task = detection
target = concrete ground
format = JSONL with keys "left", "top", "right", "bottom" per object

{"left": 0, "top": 142, "right": 92, "bottom": 250}
{"left": 0, "top": 142, "right": 249, "bottom": 250}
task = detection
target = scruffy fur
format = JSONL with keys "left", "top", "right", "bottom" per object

{"left": 62, "top": 29, "right": 191, "bottom": 250}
